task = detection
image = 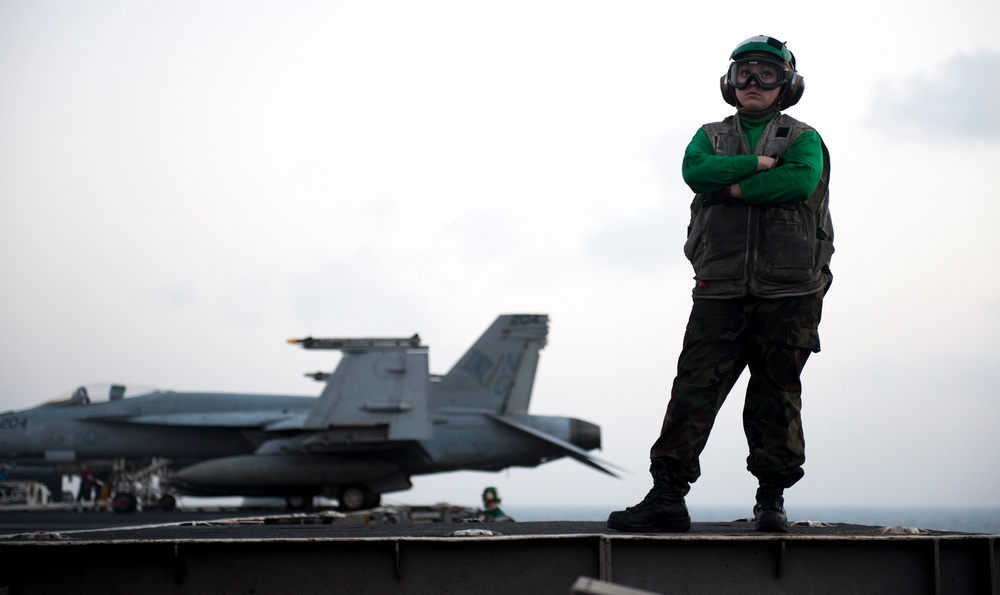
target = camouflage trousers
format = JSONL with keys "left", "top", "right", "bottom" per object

{"left": 649, "top": 293, "right": 824, "bottom": 495}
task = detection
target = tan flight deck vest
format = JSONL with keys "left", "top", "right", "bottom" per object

{"left": 683, "top": 113, "right": 834, "bottom": 299}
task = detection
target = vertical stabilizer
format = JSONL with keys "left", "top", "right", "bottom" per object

{"left": 297, "top": 338, "right": 432, "bottom": 441}
{"left": 431, "top": 314, "right": 549, "bottom": 413}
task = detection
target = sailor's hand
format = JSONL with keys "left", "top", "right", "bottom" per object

{"left": 757, "top": 156, "right": 777, "bottom": 172}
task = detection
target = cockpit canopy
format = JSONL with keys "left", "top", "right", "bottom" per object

{"left": 49, "top": 383, "right": 161, "bottom": 406}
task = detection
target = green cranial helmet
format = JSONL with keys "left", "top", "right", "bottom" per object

{"left": 482, "top": 486, "right": 501, "bottom": 504}
{"left": 720, "top": 35, "right": 804, "bottom": 112}
{"left": 730, "top": 35, "right": 794, "bottom": 64}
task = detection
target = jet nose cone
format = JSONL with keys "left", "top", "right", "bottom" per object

{"left": 571, "top": 419, "right": 602, "bottom": 451}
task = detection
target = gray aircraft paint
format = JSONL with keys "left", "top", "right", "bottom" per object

{"left": 0, "top": 314, "right": 618, "bottom": 510}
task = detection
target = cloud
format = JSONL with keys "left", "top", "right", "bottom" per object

{"left": 869, "top": 50, "right": 1000, "bottom": 142}
{"left": 584, "top": 207, "right": 677, "bottom": 271}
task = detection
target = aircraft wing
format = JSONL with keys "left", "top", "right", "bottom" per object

{"left": 489, "top": 414, "right": 625, "bottom": 478}
{"left": 99, "top": 411, "right": 307, "bottom": 429}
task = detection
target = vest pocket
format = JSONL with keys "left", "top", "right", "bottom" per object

{"left": 686, "top": 203, "right": 748, "bottom": 280}
{"left": 757, "top": 205, "right": 816, "bottom": 283}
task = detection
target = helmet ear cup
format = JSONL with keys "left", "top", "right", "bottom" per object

{"left": 781, "top": 72, "right": 804, "bottom": 108}
{"left": 720, "top": 74, "right": 739, "bottom": 107}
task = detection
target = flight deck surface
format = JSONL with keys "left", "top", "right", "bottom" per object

{"left": 1, "top": 508, "right": 996, "bottom": 594}
{"left": 0, "top": 507, "right": 953, "bottom": 541}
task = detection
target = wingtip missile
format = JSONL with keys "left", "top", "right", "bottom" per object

{"left": 287, "top": 335, "right": 422, "bottom": 350}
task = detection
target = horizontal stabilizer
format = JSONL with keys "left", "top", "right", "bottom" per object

{"left": 489, "top": 414, "right": 624, "bottom": 478}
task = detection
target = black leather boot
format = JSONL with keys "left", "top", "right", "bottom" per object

{"left": 607, "top": 462, "right": 691, "bottom": 532}
{"left": 753, "top": 483, "right": 788, "bottom": 532}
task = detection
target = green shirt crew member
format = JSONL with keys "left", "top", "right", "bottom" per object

{"left": 480, "top": 486, "right": 513, "bottom": 522}
{"left": 608, "top": 35, "right": 834, "bottom": 535}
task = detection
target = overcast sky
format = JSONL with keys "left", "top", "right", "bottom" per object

{"left": 2, "top": 0, "right": 999, "bottom": 514}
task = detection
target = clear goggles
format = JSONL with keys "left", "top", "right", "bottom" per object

{"left": 726, "top": 57, "right": 790, "bottom": 90}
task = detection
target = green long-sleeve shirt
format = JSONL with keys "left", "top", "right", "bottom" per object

{"left": 681, "top": 113, "right": 824, "bottom": 204}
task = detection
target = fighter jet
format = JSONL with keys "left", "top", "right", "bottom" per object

{"left": 0, "top": 314, "right": 619, "bottom": 512}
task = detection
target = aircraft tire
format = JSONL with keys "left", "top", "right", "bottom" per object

{"left": 158, "top": 495, "right": 177, "bottom": 511}
{"left": 111, "top": 493, "right": 138, "bottom": 513}
{"left": 338, "top": 485, "right": 369, "bottom": 511}
{"left": 285, "top": 495, "right": 311, "bottom": 510}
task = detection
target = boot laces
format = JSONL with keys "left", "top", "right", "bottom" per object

{"left": 756, "top": 484, "right": 784, "bottom": 512}
{"left": 626, "top": 481, "right": 676, "bottom": 511}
